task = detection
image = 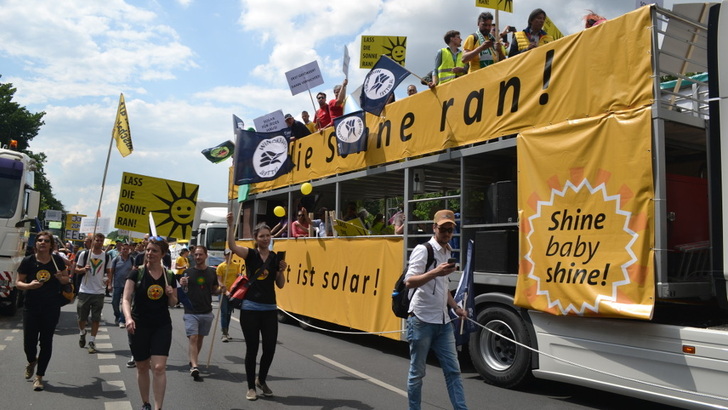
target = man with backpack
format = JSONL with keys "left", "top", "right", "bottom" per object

{"left": 404, "top": 209, "right": 468, "bottom": 410}
{"left": 75, "top": 232, "right": 111, "bottom": 354}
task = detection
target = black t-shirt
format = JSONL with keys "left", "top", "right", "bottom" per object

{"left": 244, "top": 248, "right": 281, "bottom": 305}
{"left": 17, "top": 254, "right": 66, "bottom": 308}
{"left": 128, "top": 268, "right": 176, "bottom": 327}
{"left": 182, "top": 266, "right": 218, "bottom": 314}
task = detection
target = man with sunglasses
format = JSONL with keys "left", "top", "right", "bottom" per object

{"left": 404, "top": 209, "right": 468, "bottom": 410}
{"left": 75, "top": 232, "right": 111, "bottom": 354}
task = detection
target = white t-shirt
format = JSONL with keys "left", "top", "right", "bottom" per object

{"left": 77, "top": 250, "right": 108, "bottom": 295}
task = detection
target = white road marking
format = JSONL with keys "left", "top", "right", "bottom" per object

{"left": 99, "top": 365, "right": 121, "bottom": 374}
{"left": 102, "top": 380, "right": 126, "bottom": 392}
{"left": 4, "top": 336, "right": 13, "bottom": 341}
{"left": 314, "top": 354, "right": 407, "bottom": 397}
{"left": 97, "top": 353, "right": 117, "bottom": 360}
{"left": 96, "top": 343, "right": 114, "bottom": 350}
{"left": 96, "top": 334, "right": 111, "bottom": 340}
{"left": 104, "top": 401, "right": 133, "bottom": 410}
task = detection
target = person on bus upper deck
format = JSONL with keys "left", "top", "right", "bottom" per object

{"left": 284, "top": 113, "right": 311, "bottom": 141}
{"left": 428, "top": 30, "right": 468, "bottom": 89}
{"left": 407, "top": 84, "right": 418, "bottom": 96}
{"left": 328, "top": 78, "right": 348, "bottom": 125}
{"left": 404, "top": 210, "right": 468, "bottom": 410}
{"left": 313, "top": 92, "right": 331, "bottom": 130}
{"left": 584, "top": 10, "right": 607, "bottom": 29}
{"left": 301, "top": 110, "right": 317, "bottom": 133}
{"left": 462, "top": 12, "right": 506, "bottom": 72}
{"left": 509, "top": 8, "right": 553, "bottom": 58}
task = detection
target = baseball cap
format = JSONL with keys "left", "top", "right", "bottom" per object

{"left": 433, "top": 209, "right": 456, "bottom": 226}
{"left": 284, "top": 113, "right": 293, "bottom": 120}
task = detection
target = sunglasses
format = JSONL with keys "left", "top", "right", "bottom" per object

{"left": 297, "top": 214, "right": 305, "bottom": 217}
{"left": 36, "top": 238, "right": 51, "bottom": 243}
{"left": 438, "top": 226, "right": 455, "bottom": 233}
{"left": 149, "top": 236, "right": 165, "bottom": 242}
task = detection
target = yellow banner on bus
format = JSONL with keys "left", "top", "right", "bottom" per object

{"left": 252, "top": 6, "right": 652, "bottom": 194}
{"left": 514, "top": 108, "right": 655, "bottom": 319}
{"left": 267, "top": 237, "right": 405, "bottom": 340}
{"left": 115, "top": 172, "right": 199, "bottom": 239}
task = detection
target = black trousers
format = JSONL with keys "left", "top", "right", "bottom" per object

{"left": 23, "top": 305, "right": 61, "bottom": 377}
{"left": 240, "top": 309, "right": 278, "bottom": 389}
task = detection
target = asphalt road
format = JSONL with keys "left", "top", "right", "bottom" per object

{"left": 0, "top": 296, "right": 682, "bottom": 409}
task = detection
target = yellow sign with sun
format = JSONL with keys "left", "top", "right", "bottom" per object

{"left": 115, "top": 172, "right": 199, "bottom": 239}
{"left": 515, "top": 108, "right": 655, "bottom": 320}
{"left": 475, "top": 0, "right": 513, "bottom": 13}
{"left": 360, "top": 36, "right": 407, "bottom": 69}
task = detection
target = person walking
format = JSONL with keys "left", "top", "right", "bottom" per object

{"left": 109, "top": 242, "right": 133, "bottom": 328}
{"left": 75, "top": 232, "right": 111, "bottom": 354}
{"left": 16, "top": 231, "right": 70, "bottom": 391}
{"left": 179, "top": 245, "right": 220, "bottom": 380}
{"left": 404, "top": 210, "right": 468, "bottom": 410}
{"left": 226, "top": 212, "right": 287, "bottom": 401}
{"left": 217, "top": 249, "right": 242, "bottom": 342}
{"left": 122, "top": 237, "right": 178, "bottom": 410}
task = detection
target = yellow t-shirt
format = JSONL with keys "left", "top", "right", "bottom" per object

{"left": 216, "top": 261, "right": 242, "bottom": 289}
{"left": 175, "top": 255, "right": 189, "bottom": 276}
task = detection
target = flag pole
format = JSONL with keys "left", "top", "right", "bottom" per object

{"left": 93, "top": 134, "right": 115, "bottom": 236}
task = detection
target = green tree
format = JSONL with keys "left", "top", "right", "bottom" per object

{"left": 1, "top": 75, "right": 63, "bottom": 212}
{"left": 0, "top": 77, "right": 45, "bottom": 151}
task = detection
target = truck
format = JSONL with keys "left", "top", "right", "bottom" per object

{"left": 0, "top": 146, "right": 40, "bottom": 316}
{"left": 190, "top": 201, "right": 227, "bottom": 266}
{"left": 229, "top": 3, "right": 728, "bottom": 408}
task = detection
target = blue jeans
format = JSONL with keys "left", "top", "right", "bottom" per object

{"left": 407, "top": 316, "right": 467, "bottom": 410}
{"left": 111, "top": 287, "right": 124, "bottom": 324}
{"left": 220, "top": 294, "right": 233, "bottom": 331}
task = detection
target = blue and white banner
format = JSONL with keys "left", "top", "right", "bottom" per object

{"left": 234, "top": 128, "right": 294, "bottom": 184}
{"left": 333, "top": 110, "right": 368, "bottom": 156}
{"left": 359, "top": 55, "right": 410, "bottom": 116}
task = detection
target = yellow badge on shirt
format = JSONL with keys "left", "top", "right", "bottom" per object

{"left": 147, "top": 284, "right": 164, "bottom": 300}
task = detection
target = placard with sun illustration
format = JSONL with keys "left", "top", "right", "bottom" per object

{"left": 360, "top": 36, "right": 407, "bottom": 69}
{"left": 115, "top": 172, "right": 199, "bottom": 239}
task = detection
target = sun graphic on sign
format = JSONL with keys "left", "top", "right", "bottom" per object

{"left": 151, "top": 182, "right": 198, "bottom": 239}
{"left": 383, "top": 37, "right": 407, "bottom": 66}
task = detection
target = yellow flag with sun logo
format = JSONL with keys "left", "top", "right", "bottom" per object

{"left": 115, "top": 172, "right": 199, "bottom": 239}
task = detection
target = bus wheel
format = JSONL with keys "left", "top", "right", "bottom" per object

{"left": 469, "top": 306, "right": 532, "bottom": 388}
{"left": 298, "top": 315, "right": 315, "bottom": 331}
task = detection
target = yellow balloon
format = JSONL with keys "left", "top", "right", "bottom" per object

{"left": 274, "top": 206, "right": 285, "bottom": 217}
{"left": 301, "top": 182, "right": 313, "bottom": 196}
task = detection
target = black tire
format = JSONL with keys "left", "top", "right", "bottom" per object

{"left": 469, "top": 306, "right": 532, "bottom": 388}
{"left": 298, "top": 315, "right": 315, "bottom": 331}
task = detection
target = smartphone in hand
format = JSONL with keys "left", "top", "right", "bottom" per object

{"left": 447, "top": 258, "right": 458, "bottom": 269}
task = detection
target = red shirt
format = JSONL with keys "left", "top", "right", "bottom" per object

{"left": 329, "top": 99, "right": 344, "bottom": 123}
{"left": 315, "top": 105, "right": 332, "bottom": 129}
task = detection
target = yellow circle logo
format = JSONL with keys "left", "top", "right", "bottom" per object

{"left": 147, "top": 284, "right": 164, "bottom": 300}
{"left": 37, "top": 269, "right": 51, "bottom": 282}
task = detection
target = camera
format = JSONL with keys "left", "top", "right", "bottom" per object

{"left": 508, "top": 26, "right": 517, "bottom": 32}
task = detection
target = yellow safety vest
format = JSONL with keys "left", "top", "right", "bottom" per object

{"left": 436, "top": 48, "right": 466, "bottom": 84}
{"left": 515, "top": 31, "right": 553, "bottom": 51}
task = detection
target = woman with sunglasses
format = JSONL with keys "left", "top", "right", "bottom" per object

{"left": 16, "top": 231, "right": 70, "bottom": 391}
{"left": 290, "top": 207, "right": 311, "bottom": 238}
{"left": 122, "top": 236, "right": 178, "bottom": 410}
{"left": 226, "top": 212, "right": 287, "bottom": 401}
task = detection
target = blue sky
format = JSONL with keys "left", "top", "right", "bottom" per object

{"left": 0, "top": 0, "right": 701, "bottom": 233}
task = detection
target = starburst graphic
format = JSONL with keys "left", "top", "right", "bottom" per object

{"left": 151, "top": 182, "right": 199, "bottom": 239}
{"left": 523, "top": 177, "right": 638, "bottom": 315}
{"left": 382, "top": 37, "right": 407, "bottom": 66}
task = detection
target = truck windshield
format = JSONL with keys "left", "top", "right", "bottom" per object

{"left": 205, "top": 226, "right": 227, "bottom": 251}
{"left": 0, "top": 157, "right": 22, "bottom": 218}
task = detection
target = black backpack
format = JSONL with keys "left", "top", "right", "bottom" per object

{"left": 392, "top": 243, "right": 434, "bottom": 318}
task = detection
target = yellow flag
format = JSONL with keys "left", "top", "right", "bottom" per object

{"left": 475, "top": 0, "right": 513, "bottom": 13}
{"left": 112, "top": 93, "right": 133, "bottom": 157}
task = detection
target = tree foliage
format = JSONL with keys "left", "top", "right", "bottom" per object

{"left": 0, "top": 75, "right": 64, "bottom": 212}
